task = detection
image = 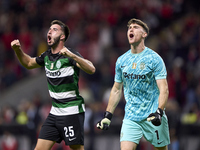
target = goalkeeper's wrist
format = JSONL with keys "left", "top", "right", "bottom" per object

{"left": 156, "top": 108, "right": 163, "bottom": 117}
{"left": 104, "top": 111, "right": 113, "bottom": 120}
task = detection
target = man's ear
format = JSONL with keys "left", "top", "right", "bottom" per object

{"left": 60, "top": 34, "right": 65, "bottom": 41}
{"left": 142, "top": 32, "right": 147, "bottom": 38}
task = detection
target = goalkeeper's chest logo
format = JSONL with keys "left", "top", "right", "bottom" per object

{"left": 132, "top": 62, "right": 145, "bottom": 70}
{"left": 132, "top": 63, "right": 137, "bottom": 69}
{"left": 140, "top": 62, "right": 145, "bottom": 70}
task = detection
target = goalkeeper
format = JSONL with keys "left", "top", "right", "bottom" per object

{"left": 97, "top": 18, "right": 170, "bottom": 150}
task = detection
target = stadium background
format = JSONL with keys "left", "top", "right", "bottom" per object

{"left": 0, "top": 0, "right": 200, "bottom": 150}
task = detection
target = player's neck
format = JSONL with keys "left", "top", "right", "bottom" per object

{"left": 130, "top": 42, "right": 145, "bottom": 54}
{"left": 51, "top": 42, "right": 64, "bottom": 54}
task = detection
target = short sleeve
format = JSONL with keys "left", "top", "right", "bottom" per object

{"left": 114, "top": 58, "right": 123, "bottom": 83}
{"left": 36, "top": 51, "right": 46, "bottom": 66}
{"left": 153, "top": 55, "right": 167, "bottom": 80}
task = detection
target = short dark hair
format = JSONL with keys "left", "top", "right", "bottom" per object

{"left": 127, "top": 18, "right": 149, "bottom": 36}
{"left": 51, "top": 20, "right": 70, "bottom": 41}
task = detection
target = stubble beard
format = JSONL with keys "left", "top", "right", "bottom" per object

{"left": 48, "top": 35, "right": 61, "bottom": 48}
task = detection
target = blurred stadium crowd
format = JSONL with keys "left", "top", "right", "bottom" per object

{"left": 0, "top": 0, "right": 200, "bottom": 150}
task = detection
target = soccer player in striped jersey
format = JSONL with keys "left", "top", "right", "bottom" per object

{"left": 11, "top": 20, "right": 95, "bottom": 150}
{"left": 97, "top": 18, "right": 170, "bottom": 150}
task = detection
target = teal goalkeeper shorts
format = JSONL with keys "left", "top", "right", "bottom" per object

{"left": 120, "top": 113, "right": 170, "bottom": 147}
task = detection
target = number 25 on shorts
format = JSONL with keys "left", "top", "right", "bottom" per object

{"left": 64, "top": 126, "right": 74, "bottom": 137}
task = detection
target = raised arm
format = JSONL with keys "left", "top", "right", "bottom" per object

{"left": 59, "top": 47, "right": 95, "bottom": 74}
{"left": 11, "top": 39, "right": 41, "bottom": 69}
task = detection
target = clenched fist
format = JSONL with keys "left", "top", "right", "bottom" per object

{"left": 97, "top": 111, "right": 113, "bottom": 130}
{"left": 11, "top": 40, "right": 21, "bottom": 51}
{"left": 147, "top": 108, "right": 163, "bottom": 126}
{"left": 59, "top": 47, "right": 74, "bottom": 58}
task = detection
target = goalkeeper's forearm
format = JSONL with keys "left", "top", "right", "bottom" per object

{"left": 157, "top": 78, "right": 169, "bottom": 110}
{"left": 106, "top": 83, "right": 122, "bottom": 114}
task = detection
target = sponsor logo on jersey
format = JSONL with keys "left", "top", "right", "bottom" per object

{"left": 123, "top": 72, "right": 146, "bottom": 79}
{"left": 46, "top": 70, "right": 61, "bottom": 76}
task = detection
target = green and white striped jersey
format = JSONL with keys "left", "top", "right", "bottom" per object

{"left": 36, "top": 49, "right": 85, "bottom": 116}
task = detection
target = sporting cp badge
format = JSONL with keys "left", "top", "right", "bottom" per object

{"left": 140, "top": 62, "right": 145, "bottom": 70}
{"left": 56, "top": 60, "right": 61, "bottom": 69}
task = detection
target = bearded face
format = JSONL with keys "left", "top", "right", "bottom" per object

{"left": 47, "top": 35, "right": 61, "bottom": 47}
{"left": 47, "top": 24, "right": 64, "bottom": 48}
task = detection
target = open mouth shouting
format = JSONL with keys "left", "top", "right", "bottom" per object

{"left": 129, "top": 33, "right": 134, "bottom": 39}
{"left": 47, "top": 35, "right": 52, "bottom": 43}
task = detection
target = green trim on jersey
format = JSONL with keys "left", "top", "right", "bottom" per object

{"left": 52, "top": 99, "right": 85, "bottom": 113}
{"left": 36, "top": 49, "right": 85, "bottom": 116}
{"left": 44, "top": 57, "right": 70, "bottom": 70}
{"left": 52, "top": 100, "right": 83, "bottom": 108}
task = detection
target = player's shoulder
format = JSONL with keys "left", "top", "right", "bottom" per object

{"left": 68, "top": 47, "right": 83, "bottom": 58}
{"left": 145, "top": 47, "right": 162, "bottom": 59}
{"left": 145, "top": 47, "right": 157, "bottom": 54}
{"left": 38, "top": 49, "right": 51, "bottom": 58}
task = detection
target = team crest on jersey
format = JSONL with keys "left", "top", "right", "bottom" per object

{"left": 132, "top": 63, "right": 137, "bottom": 69}
{"left": 140, "top": 62, "right": 145, "bottom": 70}
{"left": 56, "top": 60, "right": 61, "bottom": 69}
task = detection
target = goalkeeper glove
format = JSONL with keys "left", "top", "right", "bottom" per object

{"left": 97, "top": 111, "right": 113, "bottom": 130}
{"left": 147, "top": 108, "right": 163, "bottom": 126}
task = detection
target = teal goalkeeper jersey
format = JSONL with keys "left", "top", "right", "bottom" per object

{"left": 115, "top": 47, "right": 167, "bottom": 121}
